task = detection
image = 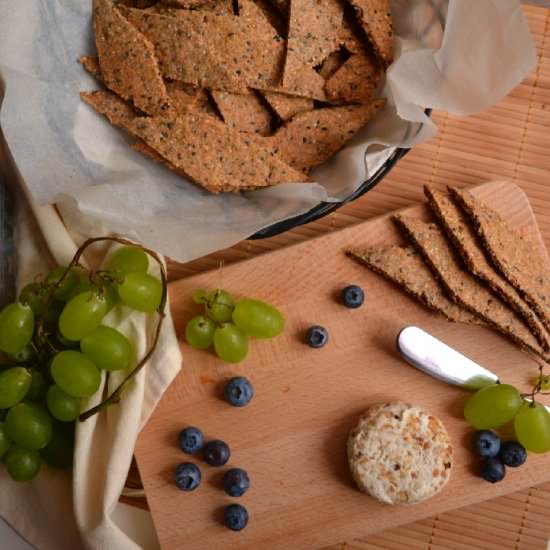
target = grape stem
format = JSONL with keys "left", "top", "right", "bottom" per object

{"left": 38, "top": 236, "right": 167, "bottom": 422}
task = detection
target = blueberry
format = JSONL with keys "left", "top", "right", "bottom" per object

{"left": 472, "top": 430, "right": 501, "bottom": 458}
{"left": 204, "top": 440, "right": 230, "bottom": 466}
{"left": 306, "top": 325, "right": 328, "bottom": 348}
{"left": 178, "top": 426, "right": 204, "bottom": 454}
{"left": 498, "top": 441, "right": 527, "bottom": 468}
{"left": 223, "top": 468, "right": 251, "bottom": 497}
{"left": 224, "top": 503, "right": 249, "bottom": 531}
{"left": 175, "top": 462, "right": 201, "bottom": 491}
{"left": 480, "top": 457, "right": 505, "bottom": 483}
{"left": 341, "top": 285, "right": 364, "bottom": 309}
{"left": 224, "top": 377, "right": 254, "bottom": 407}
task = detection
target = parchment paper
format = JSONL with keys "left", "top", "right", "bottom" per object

{"left": 0, "top": 0, "right": 536, "bottom": 263}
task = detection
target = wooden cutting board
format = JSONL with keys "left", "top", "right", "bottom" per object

{"left": 135, "top": 180, "right": 550, "bottom": 550}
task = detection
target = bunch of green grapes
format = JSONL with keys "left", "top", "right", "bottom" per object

{"left": 0, "top": 245, "right": 163, "bottom": 482}
{"left": 464, "top": 377, "right": 550, "bottom": 454}
{"left": 185, "top": 289, "right": 284, "bottom": 363}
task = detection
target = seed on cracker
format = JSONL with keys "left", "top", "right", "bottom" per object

{"left": 394, "top": 215, "right": 547, "bottom": 359}
{"left": 270, "top": 100, "right": 385, "bottom": 172}
{"left": 450, "top": 186, "right": 550, "bottom": 334}
{"left": 425, "top": 186, "right": 550, "bottom": 351}
{"left": 81, "top": 90, "right": 310, "bottom": 192}
{"left": 347, "top": 246, "right": 481, "bottom": 325}
{"left": 93, "top": 0, "right": 171, "bottom": 115}
{"left": 261, "top": 90, "right": 313, "bottom": 122}
{"left": 324, "top": 53, "right": 380, "bottom": 104}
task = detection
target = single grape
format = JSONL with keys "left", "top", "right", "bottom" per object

{"left": 5, "top": 402, "right": 52, "bottom": 450}
{"left": 531, "top": 374, "right": 550, "bottom": 391}
{"left": 107, "top": 246, "right": 149, "bottom": 275}
{"left": 58, "top": 290, "right": 108, "bottom": 341}
{"left": 40, "top": 420, "right": 74, "bottom": 469}
{"left": 19, "top": 283, "right": 48, "bottom": 317}
{"left": 47, "top": 385, "right": 81, "bottom": 422}
{"left": 45, "top": 267, "right": 80, "bottom": 302}
{"left": 118, "top": 273, "right": 162, "bottom": 312}
{"left": 26, "top": 370, "right": 48, "bottom": 402}
{"left": 192, "top": 289, "right": 209, "bottom": 304}
{"left": 0, "top": 421, "right": 13, "bottom": 459}
{"left": 185, "top": 316, "right": 216, "bottom": 349}
{"left": 213, "top": 324, "right": 248, "bottom": 363}
{"left": 7, "top": 343, "right": 37, "bottom": 364}
{"left": 0, "top": 367, "right": 32, "bottom": 409}
{"left": 5, "top": 446, "right": 41, "bottom": 482}
{"left": 232, "top": 298, "right": 284, "bottom": 339}
{"left": 464, "top": 384, "right": 522, "bottom": 429}
{"left": 0, "top": 302, "right": 34, "bottom": 354}
{"left": 206, "top": 289, "right": 235, "bottom": 323}
{"left": 51, "top": 350, "right": 101, "bottom": 398}
{"left": 81, "top": 325, "right": 132, "bottom": 371}
{"left": 514, "top": 401, "right": 550, "bottom": 453}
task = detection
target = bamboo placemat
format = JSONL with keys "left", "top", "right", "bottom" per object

{"left": 127, "top": 4, "right": 550, "bottom": 549}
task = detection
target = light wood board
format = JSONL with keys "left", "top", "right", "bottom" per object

{"left": 135, "top": 180, "right": 550, "bottom": 550}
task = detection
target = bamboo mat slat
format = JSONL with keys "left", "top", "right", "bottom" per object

{"left": 139, "top": 4, "right": 550, "bottom": 549}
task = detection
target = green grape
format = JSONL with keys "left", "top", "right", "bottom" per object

{"left": 103, "top": 285, "right": 119, "bottom": 312}
{"left": 185, "top": 315, "right": 216, "bottom": 349}
{"left": 464, "top": 383, "right": 523, "bottom": 429}
{"left": 51, "top": 350, "right": 101, "bottom": 398}
{"left": 531, "top": 374, "right": 550, "bottom": 391}
{"left": 5, "top": 446, "right": 41, "bottom": 482}
{"left": 5, "top": 402, "right": 52, "bottom": 450}
{"left": 68, "top": 282, "right": 118, "bottom": 312}
{"left": 514, "top": 401, "right": 550, "bottom": 453}
{"left": 213, "top": 324, "right": 248, "bottom": 363}
{"left": 0, "top": 302, "right": 34, "bottom": 354}
{"left": 26, "top": 370, "right": 48, "bottom": 402}
{"left": 47, "top": 385, "right": 80, "bottom": 422}
{"left": 19, "top": 283, "right": 48, "bottom": 317}
{"left": 46, "top": 267, "right": 80, "bottom": 301}
{"left": 80, "top": 325, "right": 132, "bottom": 371}
{"left": 58, "top": 290, "right": 108, "bottom": 341}
{"left": 40, "top": 421, "right": 74, "bottom": 469}
{"left": 65, "top": 279, "right": 93, "bottom": 302}
{"left": 192, "top": 289, "right": 209, "bottom": 304}
{"left": 0, "top": 421, "right": 13, "bottom": 459}
{"left": 206, "top": 289, "right": 235, "bottom": 322}
{"left": 118, "top": 273, "right": 162, "bottom": 312}
{"left": 7, "top": 343, "right": 37, "bottom": 364}
{"left": 107, "top": 246, "right": 149, "bottom": 275}
{"left": 0, "top": 367, "right": 32, "bottom": 409}
{"left": 232, "top": 298, "right": 284, "bottom": 338}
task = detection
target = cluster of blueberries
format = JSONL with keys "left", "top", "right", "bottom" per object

{"left": 174, "top": 377, "right": 254, "bottom": 531}
{"left": 306, "top": 285, "right": 365, "bottom": 348}
{"left": 472, "top": 430, "right": 527, "bottom": 482}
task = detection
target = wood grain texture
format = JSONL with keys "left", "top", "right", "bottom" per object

{"left": 136, "top": 181, "right": 550, "bottom": 550}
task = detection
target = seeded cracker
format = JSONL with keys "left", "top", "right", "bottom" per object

{"left": 211, "top": 91, "right": 273, "bottom": 135}
{"left": 260, "top": 90, "right": 313, "bottom": 122}
{"left": 270, "top": 101, "right": 384, "bottom": 173}
{"left": 394, "top": 215, "right": 546, "bottom": 359}
{"left": 450, "top": 187, "right": 550, "bottom": 334}
{"left": 347, "top": 247, "right": 480, "bottom": 325}
{"left": 159, "top": 0, "right": 212, "bottom": 8}
{"left": 81, "top": 90, "right": 310, "bottom": 192}
{"left": 79, "top": 55, "right": 102, "bottom": 81}
{"left": 324, "top": 53, "right": 380, "bottom": 104}
{"left": 93, "top": 0, "right": 171, "bottom": 115}
{"left": 425, "top": 186, "right": 550, "bottom": 351}
{"left": 347, "top": 0, "right": 393, "bottom": 67}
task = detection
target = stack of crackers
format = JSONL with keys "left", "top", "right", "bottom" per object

{"left": 80, "top": 0, "right": 393, "bottom": 193}
{"left": 349, "top": 186, "right": 550, "bottom": 362}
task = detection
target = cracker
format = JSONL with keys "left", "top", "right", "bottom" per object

{"left": 348, "top": 402, "right": 453, "bottom": 505}
{"left": 148, "top": 0, "right": 234, "bottom": 14}
{"left": 450, "top": 186, "right": 550, "bottom": 334}
{"left": 270, "top": 100, "right": 384, "bottom": 172}
{"left": 394, "top": 215, "right": 546, "bottom": 359}
{"left": 324, "top": 53, "right": 380, "bottom": 104}
{"left": 347, "top": 0, "right": 393, "bottom": 67}
{"left": 94, "top": 0, "right": 171, "bottom": 115}
{"left": 81, "top": 90, "right": 310, "bottom": 192}
{"left": 425, "top": 186, "right": 550, "bottom": 351}
{"left": 317, "top": 49, "right": 349, "bottom": 79}
{"left": 347, "top": 246, "right": 480, "bottom": 325}
{"left": 261, "top": 90, "right": 313, "bottom": 121}
{"left": 159, "top": 0, "right": 212, "bottom": 8}
{"left": 211, "top": 90, "right": 272, "bottom": 135}
{"left": 79, "top": 55, "right": 102, "bottom": 81}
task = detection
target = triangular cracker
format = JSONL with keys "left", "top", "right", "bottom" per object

{"left": 261, "top": 90, "right": 314, "bottom": 121}
{"left": 211, "top": 91, "right": 273, "bottom": 135}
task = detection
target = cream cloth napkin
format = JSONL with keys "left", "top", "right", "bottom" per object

{"left": 0, "top": 171, "right": 183, "bottom": 550}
